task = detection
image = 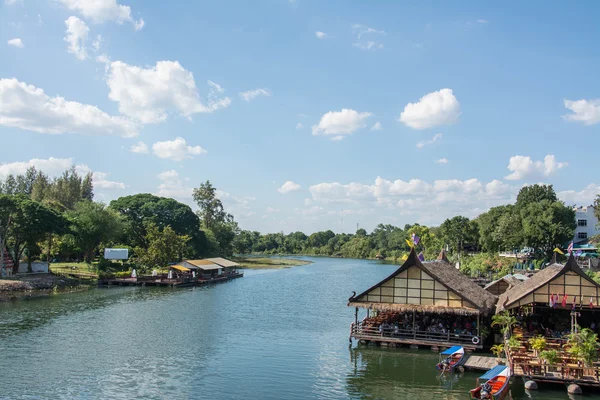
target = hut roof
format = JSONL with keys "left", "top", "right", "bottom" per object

{"left": 437, "top": 249, "right": 450, "bottom": 263}
{"left": 206, "top": 257, "right": 240, "bottom": 267}
{"left": 497, "top": 253, "right": 596, "bottom": 312}
{"left": 484, "top": 274, "right": 524, "bottom": 291}
{"left": 348, "top": 248, "right": 498, "bottom": 315}
{"left": 184, "top": 259, "right": 223, "bottom": 270}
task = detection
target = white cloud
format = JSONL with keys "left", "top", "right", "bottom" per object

{"left": 399, "top": 88, "right": 461, "bottom": 129}
{"left": 505, "top": 154, "right": 568, "bottom": 181}
{"left": 370, "top": 121, "right": 382, "bottom": 131}
{"left": 0, "top": 157, "right": 125, "bottom": 189}
{"left": 156, "top": 169, "right": 192, "bottom": 199}
{"left": 207, "top": 80, "right": 225, "bottom": 94}
{"left": 64, "top": 16, "right": 89, "bottom": 60}
{"left": 563, "top": 98, "right": 600, "bottom": 126}
{"left": 477, "top": 19, "right": 489, "bottom": 24}
{"left": 266, "top": 206, "right": 280, "bottom": 213}
{"left": 352, "top": 41, "right": 383, "bottom": 51}
{"left": 436, "top": 158, "right": 448, "bottom": 164}
{"left": 0, "top": 78, "right": 138, "bottom": 137}
{"left": 312, "top": 108, "right": 372, "bottom": 139}
{"left": 239, "top": 88, "right": 271, "bottom": 102}
{"left": 315, "top": 31, "right": 326, "bottom": 39}
{"left": 352, "top": 24, "right": 385, "bottom": 50}
{"left": 104, "top": 60, "right": 231, "bottom": 123}
{"left": 157, "top": 169, "right": 179, "bottom": 181}
{"left": 416, "top": 133, "right": 443, "bottom": 148}
{"left": 558, "top": 184, "right": 600, "bottom": 206}
{"left": 5, "top": 0, "right": 22, "bottom": 5}
{"left": 92, "top": 34, "right": 102, "bottom": 51}
{"left": 152, "top": 137, "right": 207, "bottom": 161}
{"left": 130, "top": 141, "right": 149, "bottom": 154}
{"left": 331, "top": 135, "right": 345, "bottom": 141}
{"left": 56, "top": 0, "right": 144, "bottom": 30}
{"left": 37, "top": 14, "right": 43, "bottom": 25}
{"left": 278, "top": 181, "right": 301, "bottom": 194}
{"left": 296, "top": 122, "right": 304, "bottom": 129}
{"left": 7, "top": 38, "right": 24, "bottom": 48}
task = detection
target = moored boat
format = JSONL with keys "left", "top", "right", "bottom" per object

{"left": 436, "top": 345, "right": 464, "bottom": 372}
{"left": 469, "top": 365, "right": 511, "bottom": 399}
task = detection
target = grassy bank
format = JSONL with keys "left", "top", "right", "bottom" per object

{"left": 235, "top": 257, "right": 312, "bottom": 269}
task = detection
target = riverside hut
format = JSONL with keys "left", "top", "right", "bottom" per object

{"left": 348, "top": 249, "right": 497, "bottom": 349}
{"left": 181, "top": 259, "right": 223, "bottom": 278}
{"left": 207, "top": 257, "right": 240, "bottom": 275}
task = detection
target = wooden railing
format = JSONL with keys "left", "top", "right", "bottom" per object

{"left": 351, "top": 324, "right": 478, "bottom": 345}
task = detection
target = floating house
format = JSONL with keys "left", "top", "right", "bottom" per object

{"left": 181, "top": 259, "right": 223, "bottom": 278}
{"left": 207, "top": 257, "right": 241, "bottom": 274}
{"left": 484, "top": 274, "right": 527, "bottom": 296}
{"left": 348, "top": 249, "right": 497, "bottom": 349}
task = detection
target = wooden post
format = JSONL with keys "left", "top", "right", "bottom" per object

{"left": 477, "top": 313, "right": 480, "bottom": 339}
{"left": 355, "top": 307, "right": 358, "bottom": 326}
{"left": 413, "top": 310, "right": 416, "bottom": 339}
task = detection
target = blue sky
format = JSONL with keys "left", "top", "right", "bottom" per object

{"left": 1, "top": 0, "right": 600, "bottom": 234}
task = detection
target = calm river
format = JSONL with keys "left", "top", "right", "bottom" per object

{"left": 0, "top": 257, "right": 594, "bottom": 399}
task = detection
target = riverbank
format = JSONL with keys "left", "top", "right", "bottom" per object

{"left": 235, "top": 257, "right": 312, "bottom": 269}
{"left": 0, "top": 274, "right": 92, "bottom": 300}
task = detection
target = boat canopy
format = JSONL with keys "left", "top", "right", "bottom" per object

{"left": 441, "top": 345, "right": 463, "bottom": 355}
{"left": 170, "top": 264, "right": 190, "bottom": 272}
{"left": 479, "top": 365, "right": 507, "bottom": 380}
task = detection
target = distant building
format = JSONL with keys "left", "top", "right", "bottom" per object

{"left": 573, "top": 206, "right": 600, "bottom": 243}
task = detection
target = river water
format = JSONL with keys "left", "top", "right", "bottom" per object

{"left": 0, "top": 257, "right": 594, "bottom": 399}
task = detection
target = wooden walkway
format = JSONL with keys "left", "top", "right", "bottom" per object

{"left": 462, "top": 355, "right": 500, "bottom": 371}
{"left": 98, "top": 272, "right": 243, "bottom": 288}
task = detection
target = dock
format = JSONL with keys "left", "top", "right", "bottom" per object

{"left": 461, "top": 355, "right": 500, "bottom": 371}
{"left": 98, "top": 272, "right": 243, "bottom": 288}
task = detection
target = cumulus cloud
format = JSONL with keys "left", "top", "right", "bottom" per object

{"left": 92, "top": 34, "right": 102, "bottom": 51}
{"left": 563, "top": 98, "right": 600, "bottom": 126}
{"left": 7, "top": 38, "right": 24, "bottom": 48}
{"left": 315, "top": 31, "right": 326, "bottom": 39}
{"left": 505, "top": 154, "right": 568, "bottom": 181}
{"left": 477, "top": 19, "right": 489, "bottom": 24}
{"left": 296, "top": 122, "right": 304, "bottom": 130}
{"left": 371, "top": 122, "right": 382, "bottom": 131}
{"left": 130, "top": 141, "right": 148, "bottom": 153}
{"left": 156, "top": 169, "right": 192, "bottom": 199}
{"left": 266, "top": 206, "right": 280, "bottom": 213}
{"left": 239, "top": 88, "right": 271, "bottom": 102}
{"left": 312, "top": 108, "right": 372, "bottom": 139}
{"left": 56, "top": 0, "right": 144, "bottom": 30}
{"left": 558, "top": 184, "right": 600, "bottom": 206}
{"left": 152, "top": 137, "right": 207, "bottom": 161}
{"left": 5, "top": 0, "right": 23, "bottom": 5}
{"left": 416, "top": 133, "right": 443, "bottom": 148}
{"left": 352, "top": 41, "right": 383, "bottom": 51}
{"left": 0, "top": 157, "right": 125, "bottom": 189}
{"left": 436, "top": 158, "right": 448, "bottom": 164}
{"left": 399, "top": 88, "right": 461, "bottom": 129}
{"left": 64, "top": 16, "right": 89, "bottom": 60}
{"left": 0, "top": 78, "right": 138, "bottom": 137}
{"left": 104, "top": 60, "right": 231, "bottom": 124}
{"left": 278, "top": 181, "right": 301, "bottom": 194}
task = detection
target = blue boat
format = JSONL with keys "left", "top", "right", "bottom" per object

{"left": 436, "top": 345, "right": 464, "bottom": 372}
{"left": 469, "top": 365, "right": 511, "bottom": 399}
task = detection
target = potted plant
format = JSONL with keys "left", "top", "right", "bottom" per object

{"left": 529, "top": 335, "right": 547, "bottom": 357}
{"left": 491, "top": 344, "right": 506, "bottom": 364}
{"left": 566, "top": 328, "right": 600, "bottom": 367}
{"left": 491, "top": 311, "right": 517, "bottom": 339}
{"left": 507, "top": 334, "right": 522, "bottom": 350}
{"left": 540, "top": 349, "right": 559, "bottom": 371}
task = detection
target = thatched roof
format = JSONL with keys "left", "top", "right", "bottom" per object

{"left": 437, "top": 249, "right": 450, "bottom": 263}
{"left": 348, "top": 248, "right": 498, "bottom": 315}
{"left": 183, "top": 260, "right": 223, "bottom": 270}
{"left": 484, "top": 274, "right": 524, "bottom": 291}
{"left": 346, "top": 302, "right": 482, "bottom": 316}
{"left": 207, "top": 257, "right": 240, "bottom": 267}
{"left": 497, "top": 253, "right": 597, "bottom": 312}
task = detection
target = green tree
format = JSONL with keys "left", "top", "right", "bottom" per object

{"left": 516, "top": 184, "right": 558, "bottom": 209}
{"left": 134, "top": 223, "right": 190, "bottom": 270}
{"left": 476, "top": 205, "right": 520, "bottom": 252}
{"left": 68, "top": 201, "right": 123, "bottom": 263}
{"left": 192, "top": 181, "right": 230, "bottom": 230}
{"left": 0, "top": 195, "right": 68, "bottom": 272}
{"left": 440, "top": 216, "right": 477, "bottom": 255}
{"left": 520, "top": 199, "right": 575, "bottom": 255}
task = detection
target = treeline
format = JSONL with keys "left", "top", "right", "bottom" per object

{"left": 233, "top": 185, "right": 577, "bottom": 266}
{"left": 0, "top": 167, "right": 239, "bottom": 273}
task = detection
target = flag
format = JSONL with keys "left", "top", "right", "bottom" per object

{"left": 590, "top": 297, "right": 594, "bottom": 308}
{"left": 562, "top": 294, "right": 568, "bottom": 307}
{"left": 418, "top": 252, "right": 425, "bottom": 261}
{"left": 405, "top": 239, "right": 413, "bottom": 248}
{"left": 553, "top": 247, "right": 564, "bottom": 255}
{"left": 549, "top": 294, "right": 554, "bottom": 307}
{"left": 413, "top": 234, "right": 420, "bottom": 246}
{"left": 567, "top": 242, "right": 574, "bottom": 253}
{"left": 401, "top": 254, "right": 408, "bottom": 261}
{"left": 572, "top": 295, "right": 577, "bottom": 310}
{"left": 575, "top": 250, "right": 583, "bottom": 257}
{"left": 553, "top": 294, "right": 558, "bottom": 308}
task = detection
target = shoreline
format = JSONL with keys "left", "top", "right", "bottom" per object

{"left": 235, "top": 257, "right": 313, "bottom": 269}
{"left": 0, "top": 274, "right": 93, "bottom": 301}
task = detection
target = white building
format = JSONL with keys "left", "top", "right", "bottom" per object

{"left": 573, "top": 206, "right": 600, "bottom": 243}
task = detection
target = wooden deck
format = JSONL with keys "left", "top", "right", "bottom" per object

{"left": 462, "top": 355, "right": 500, "bottom": 371}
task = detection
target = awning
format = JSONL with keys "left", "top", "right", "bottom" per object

{"left": 441, "top": 345, "right": 463, "bottom": 355}
{"left": 479, "top": 365, "right": 507, "bottom": 380}
{"left": 170, "top": 265, "right": 190, "bottom": 272}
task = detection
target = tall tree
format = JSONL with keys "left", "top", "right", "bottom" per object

{"left": 134, "top": 223, "right": 190, "bottom": 270}
{"left": 68, "top": 201, "right": 123, "bottom": 263}
{"left": 516, "top": 184, "right": 558, "bottom": 209}
{"left": 520, "top": 199, "right": 575, "bottom": 255}
{"left": 440, "top": 216, "right": 478, "bottom": 255}
{"left": 192, "top": 180, "right": 230, "bottom": 230}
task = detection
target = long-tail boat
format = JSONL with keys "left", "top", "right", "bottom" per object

{"left": 436, "top": 345, "right": 464, "bottom": 372}
{"left": 469, "top": 365, "right": 511, "bottom": 399}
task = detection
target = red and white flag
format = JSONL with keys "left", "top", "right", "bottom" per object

{"left": 562, "top": 294, "right": 568, "bottom": 307}
{"left": 590, "top": 297, "right": 594, "bottom": 308}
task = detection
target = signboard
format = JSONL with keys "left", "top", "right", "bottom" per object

{"left": 104, "top": 248, "right": 129, "bottom": 260}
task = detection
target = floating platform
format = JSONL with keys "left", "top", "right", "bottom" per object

{"left": 462, "top": 355, "right": 501, "bottom": 371}
{"left": 98, "top": 272, "right": 243, "bottom": 288}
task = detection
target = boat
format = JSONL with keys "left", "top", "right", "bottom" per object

{"left": 436, "top": 345, "right": 464, "bottom": 372}
{"left": 469, "top": 365, "right": 511, "bottom": 399}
